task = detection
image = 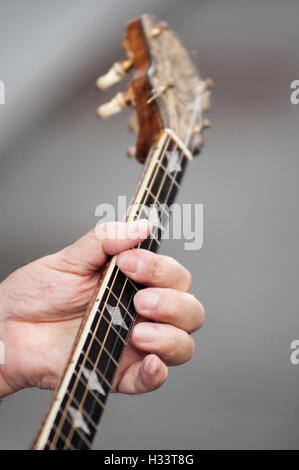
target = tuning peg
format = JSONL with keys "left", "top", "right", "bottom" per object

{"left": 203, "top": 119, "right": 211, "bottom": 129}
{"left": 192, "top": 135, "right": 203, "bottom": 156}
{"left": 205, "top": 78, "right": 214, "bottom": 89}
{"left": 201, "top": 92, "right": 210, "bottom": 111}
{"left": 129, "top": 111, "right": 139, "bottom": 133}
{"left": 127, "top": 146, "right": 136, "bottom": 158}
{"left": 97, "top": 90, "right": 134, "bottom": 118}
{"left": 193, "top": 119, "right": 211, "bottom": 135}
{"left": 96, "top": 59, "right": 133, "bottom": 90}
{"left": 191, "top": 130, "right": 204, "bottom": 156}
{"left": 151, "top": 22, "right": 169, "bottom": 38}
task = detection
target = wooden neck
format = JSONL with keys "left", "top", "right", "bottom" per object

{"left": 32, "top": 130, "right": 191, "bottom": 450}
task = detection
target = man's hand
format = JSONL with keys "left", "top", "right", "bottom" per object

{"left": 0, "top": 220, "right": 205, "bottom": 398}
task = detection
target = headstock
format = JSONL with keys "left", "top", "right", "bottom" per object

{"left": 96, "top": 14, "right": 212, "bottom": 163}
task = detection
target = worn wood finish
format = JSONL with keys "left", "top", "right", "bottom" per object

{"left": 31, "top": 14, "right": 212, "bottom": 450}
{"left": 123, "top": 15, "right": 211, "bottom": 162}
{"left": 124, "top": 18, "right": 164, "bottom": 162}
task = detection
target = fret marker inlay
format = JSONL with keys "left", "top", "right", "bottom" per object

{"left": 166, "top": 150, "right": 182, "bottom": 174}
{"left": 106, "top": 304, "right": 129, "bottom": 331}
{"left": 69, "top": 406, "right": 91, "bottom": 436}
{"left": 82, "top": 367, "right": 106, "bottom": 396}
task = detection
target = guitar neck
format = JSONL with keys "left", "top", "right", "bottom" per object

{"left": 32, "top": 129, "right": 191, "bottom": 450}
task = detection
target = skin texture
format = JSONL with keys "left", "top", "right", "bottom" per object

{"left": 0, "top": 220, "right": 205, "bottom": 398}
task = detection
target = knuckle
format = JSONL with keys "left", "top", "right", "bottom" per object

{"left": 163, "top": 308, "right": 175, "bottom": 324}
{"left": 95, "top": 221, "right": 109, "bottom": 239}
{"left": 164, "top": 290, "right": 181, "bottom": 322}
{"left": 146, "top": 257, "right": 163, "bottom": 284}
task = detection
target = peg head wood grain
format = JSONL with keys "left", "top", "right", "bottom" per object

{"left": 97, "top": 14, "right": 211, "bottom": 162}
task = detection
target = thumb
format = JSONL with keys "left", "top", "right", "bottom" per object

{"left": 55, "top": 220, "right": 151, "bottom": 274}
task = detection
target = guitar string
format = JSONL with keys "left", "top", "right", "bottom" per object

{"left": 50, "top": 93, "right": 204, "bottom": 448}
{"left": 74, "top": 94, "right": 205, "bottom": 446}
{"left": 65, "top": 138, "right": 180, "bottom": 449}
{"left": 49, "top": 135, "right": 172, "bottom": 448}
{"left": 60, "top": 138, "right": 173, "bottom": 448}
{"left": 49, "top": 227, "right": 125, "bottom": 449}
{"left": 53, "top": 106, "right": 203, "bottom": 449}
{"left": 73, "top": 141, "right": 183, "bottom": 450}
{"left": 52, "top": 136, "right": 197, "bottom": 449}
{"left": 75, "top": 141, "right": 189, "bottom": 450}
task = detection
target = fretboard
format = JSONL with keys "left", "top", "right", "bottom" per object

{"left": 32, "top": 130, "right": 191, "bottom": 450}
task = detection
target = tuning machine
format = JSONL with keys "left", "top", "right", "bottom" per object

{"left": 96, "top": 53, "right": 135, "bottom": 119}
{"left": 129, "top": 111, "right": 139, "bottom": 133}
{"left": 127, "top": 146, "right": 137, "bottom": 158}
{"left": 151, "top": 22, "right": 169, "bottom": 38}
{"left": 96, "top": 59, "right": 133, "bottom": 90}
{"left": 97, "top": 90, "right": 134, "bottom": 119}
{"left": 192, "top": 119, "right": 211, "bottom": 155}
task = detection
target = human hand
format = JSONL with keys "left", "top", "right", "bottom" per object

{"left": 0, "top": 220, "right": 205, "bottom": 397}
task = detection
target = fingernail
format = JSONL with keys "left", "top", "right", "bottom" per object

{"left": 135, "top": 291, "right": 159, "bottom": 312}
{"left": 117, "top": 251, "right": 143, "bottom": 273}
{"left": 133, "top": 324, "right": 158, "bottom": 343}
{"left": 144, "top": 355, "right": 161, "bottom": 376}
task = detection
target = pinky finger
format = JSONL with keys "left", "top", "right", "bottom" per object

{"left": 115, "top": 354, "right": 168, "bottom": 395}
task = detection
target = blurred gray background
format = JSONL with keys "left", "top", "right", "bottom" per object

{"left": 0, "top": 0, "right": 298, "bottom": 450}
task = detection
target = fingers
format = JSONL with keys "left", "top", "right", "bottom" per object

{"left": 55, "top": 220, "right": 151, "bottom": 274}
{"left": 134, "top": 288, "right": 205, "bottom": 333}
{"left": 117, "top": 249, "right": 192, "bottom": 291}
{"left": 116, "top": 354, "right": 168, "bottom": 395}
{"left": 131, "top": 322, "right": 195, "bottom": 366}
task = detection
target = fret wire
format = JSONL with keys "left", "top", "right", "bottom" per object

{"left": 134, "top": 136, "right": 177, "bottom": 257}
{"left": 49, "top": 260, "right": 122, "bottom": 449}
{"left": 143, "top": 133, "right": 171, "bottom": 194}
{"left": 157, "top": 165, "right": 180, "bottom": 188}
{"left": 144, "top": 188, "right": 172, "bottom": 216}
{"left": 107, "top": 288, "right": 135, "bottom": 322}
{"left": 64, "top": 259, "right": 136, "bottom": 448}
{"left": 53, "top": 370, "right": 103, "bottom": 450}
{"left": 84, "top": 354, "right": 113, "bottom": 389}
{"left": 46, "top": 424, "right": 76, "bottom": 451}
{"left": 48, "top": 135, "right": 187, "bottom": 449}
{"left": 62, "top": 413, "right": 93, "bottom": 450}
{"left": 87, "top": 331, "right": 120, "bottom": 367}
{"left": 49, "top": 384, "right": 97, "bottom": 451}
{"left": 89, "top": 314, "right": 127, "bottom": 347}
{"left": 62, "top": 270, "right": 140, "bottom": 450}
{"left": 68, "top": 138, "right": 176, "bottom": 447}
{"left": 149, "top": 234, "right": 161, "bottom": 246}
{"left": 151, "top": 143, "right": 178, "bottom": 206}
{"left": 77, "top": 137, "right": 186, "bottom": 448}
{"left": 140, "top": 138, "right": 174, "bottom": 209}
{"left": 135, "top": 140, "right": 179, "bottom": 252}
{"left": 136, "top": 139, "right": 188, "bottom": 255}
{"left": 77, "top": 370, "right": 106, "bottom": 408}
{"left": 71, "top": 394, "right": 98, "bottom": 430}
{"left": 77, "top": 274, "right": 140, "bottom": 439}
{"left": 47, "top": 408, "right": 93, "bottom": 450}
{"left": 127, "top": 277, "right": 139, "bottom": 291}
{"left": 158, "top": 142, "right": 187, "bottom": 209}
